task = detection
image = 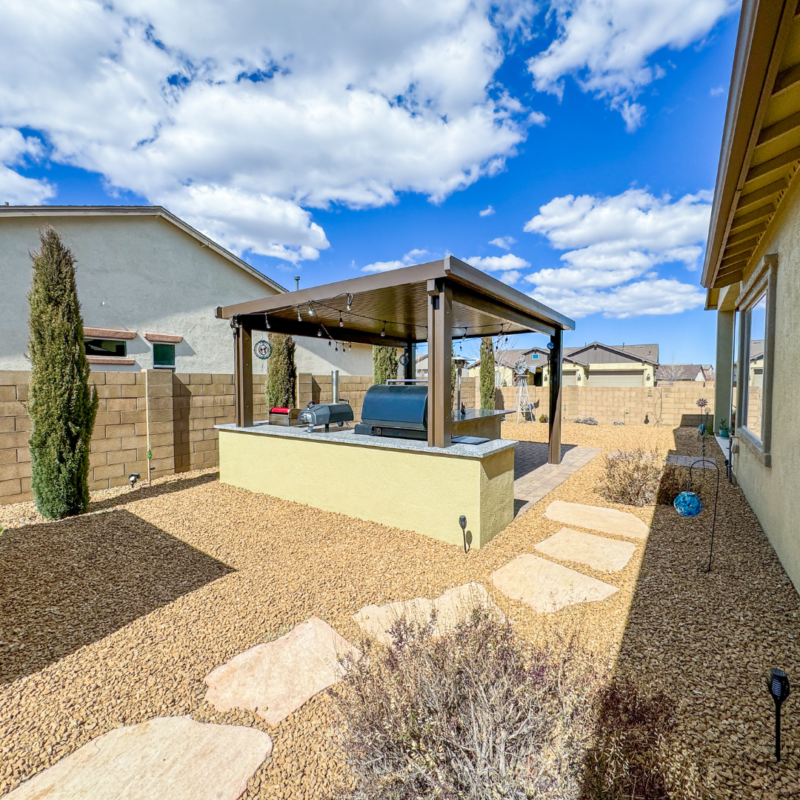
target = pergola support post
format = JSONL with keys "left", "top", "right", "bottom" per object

{"left": 233, "top": 321, "right": 253, "bottom": 428}
{"left": 548, "top": 328, "right": 563, "bottom": 464}
{"left": 427, "top": 279, "right": 453, "bottom": 448}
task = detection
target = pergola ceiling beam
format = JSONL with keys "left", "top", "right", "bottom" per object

{"left": 450, "top": 285, "right": 556, "bottom": 337}
{"left": 241, "top": 317, "right": 410, "bottom": 347}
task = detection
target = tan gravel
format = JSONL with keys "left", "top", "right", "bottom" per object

{"left": 1, "top": 422, "right": 800, "bottom": 799}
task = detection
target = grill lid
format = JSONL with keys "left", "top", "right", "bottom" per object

{"left": 360, "top": 384, "right": 428, "bottom": 430}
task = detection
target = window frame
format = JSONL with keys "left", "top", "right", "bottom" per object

{"left": 735, "top": 253, "right": 777, "bottom": 467}
{"left": 152, "top": 342, "right": 176, "bottom": 370}
{"left": 84, "top": 337, "right": 128, "bottom": 358}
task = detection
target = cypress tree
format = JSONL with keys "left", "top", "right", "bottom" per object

{"left": 479, "top": 337, "right": 495, "bottom": 410}
{"left": 27, "top": 226, "right": 98, "bottom": 519}
{"left": 266, "top": 333, "right": 296, "bottom": 408}
{"left": 373, "top": 345, "right": 398, "bottom": 385}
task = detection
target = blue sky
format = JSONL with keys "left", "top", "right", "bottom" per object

{"left": 0, "top": 0, "right": 742, "bottom": 364}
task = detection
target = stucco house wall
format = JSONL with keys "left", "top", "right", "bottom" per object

{"left": 0, "top": 212, "right": 373, "bottom": 376}
{"left": 729, "top": 174, "right": 800, "bottom": 588}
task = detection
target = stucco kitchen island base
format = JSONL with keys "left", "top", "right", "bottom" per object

{"left": 217, "top": 424, "right": 516, "bottom": 549}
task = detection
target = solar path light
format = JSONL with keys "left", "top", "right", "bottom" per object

{"left": 768, "top": 668, "right": 791, "bottom": 762}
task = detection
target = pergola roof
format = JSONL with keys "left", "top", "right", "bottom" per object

{"left": 216, "top": 256, "right": 574, "bottom": 346}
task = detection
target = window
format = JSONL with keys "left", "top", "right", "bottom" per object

{"left": 736, "top": 254, "right": 777, "bottom": 466}
{"left": 85, "top": 338, "right": 127, "bottom": 358}
{"left": 153, "top": 343, "right": 175, "bottom": 369}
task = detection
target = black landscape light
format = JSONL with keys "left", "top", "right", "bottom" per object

{"left": 459, "top": 515, "right": 470, "bottom": 554}
{"left": 768, "top": 668, "right": 791, "bottom": 762}
{"left": 128, "top": 472, "right": 140, "bottom": 489}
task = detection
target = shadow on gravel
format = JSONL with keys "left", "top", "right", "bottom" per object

{"left": 0, "top": 508, "right": 233, "bottom": 684}
{"left": 88, "top": 471, "right": 218, "bottom": 512}
{"left": 579, "top": 429, "right": 800, "bottom": 796}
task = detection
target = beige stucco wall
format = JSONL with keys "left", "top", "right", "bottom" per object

{"left": 731, "top": 171, "right": 800, "bottom": 591}
{"left": 0, "top": 214, "right": 373, "bottom": 376}
{"left": 219, "top": 429, "right": 514, "bottom": 548}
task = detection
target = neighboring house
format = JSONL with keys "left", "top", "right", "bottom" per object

{"left": 466, "top": 341, "right": 658, "bottom": 387}
{"left": 562, "top": 342, "right": 658, "bottom": 387}
{"left": 0, "top": 206, "right": 373, "bottom": 375}
{"left": 702, "top": 0, "right": 800, "bottom": 586}
{"left": 655, "top": 364, "right": 715, "bottom": 383}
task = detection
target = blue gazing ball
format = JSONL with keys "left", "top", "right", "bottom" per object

{"left": 674, "top": 491, "right": 702, "bottom": 517}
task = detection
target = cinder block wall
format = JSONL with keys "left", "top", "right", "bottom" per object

{"left": 0, "top": 370, "right": 268, "bottom": 505}
{"left": 297, "top": 373, "right": 373, "bottom": 420}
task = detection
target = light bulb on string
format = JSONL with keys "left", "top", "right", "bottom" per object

{"left": 346, "top": 294, "right": 352, "bottom": 311}
{"left": 264, "top": 312, "right": 270, "bottom": 330}
{"left": 317, "top": 327, "right": 322, "bottom": 337}
{"left": 308, "top": 304, "right": 315, "bottom": 317}
{"left": 297, "top": 307, "right": 302, "bottom": 322}
{"left": 381, "top": 321, "right": 386, "bottom": 338}
{"left": 339, "top": 312, "right": 344, "bottom": 327}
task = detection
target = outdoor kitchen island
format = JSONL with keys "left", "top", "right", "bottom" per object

{"left": 218, "top": 418, "right": 515, "bottom": 548}
{"left": 215, "top": 256, "right": 575, "bottom": 549}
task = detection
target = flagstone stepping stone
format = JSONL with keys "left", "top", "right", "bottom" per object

{"left": 354, "top": 582, "right": 504, "bottom": 645}
{"left": 544, "top": 500, "right": 648, "bottom": 539}
{"left": 4, "top": 716, "right": 272, "bottom": 800}
{"left": 534, "top": 528, "right": 636, "bottom": 573}
{"left": 205, "top": 616, "right": 360, "bottom": 727}
{"left": 491, "top": 554, "right": 618, "bottom": 613}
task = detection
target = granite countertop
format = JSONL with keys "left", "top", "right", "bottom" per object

{"left": 216, "top": 422, "right": 517, "bottom": 459}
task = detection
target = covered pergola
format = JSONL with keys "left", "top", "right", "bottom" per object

{"left": 216, "top": 256, "right": 575, "bottom": 463}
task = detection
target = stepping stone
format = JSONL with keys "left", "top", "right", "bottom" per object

{"left": 534, "top": 528, "right": 636, "bottom": 573}
{"left": 491, "top": 554, "right": 618, "bottom": 613}
{"left": 544, "top": 500, "right": 648, "bottom": 539}
{"left": 4, "top": 716, "right": 272, "bottom": 800}
{"left": 205, "top": 616, "right": 360, "bottom": 727}
{"left": 354, "top": 582, "right": 504, "bottom": 645}
{"left": 665, "top": 454, "right": 715, "bottom": 469}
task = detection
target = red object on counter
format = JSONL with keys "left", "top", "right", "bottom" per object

{"left": 270, "top": 407, "right": 290, "bottom": 414}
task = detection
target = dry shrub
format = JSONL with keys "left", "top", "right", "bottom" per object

{"left": 332, "top": 611, "right": 600, "bottom": 800}
{"left": 582, "top": 678, "right": 708, "bottom": 800}
{"left": 600, "top": 449, "right": 663, "bottom": 507}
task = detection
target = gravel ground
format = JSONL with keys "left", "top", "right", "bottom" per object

{"left": 1, "top": 423, "right": 799, "bottom": 799}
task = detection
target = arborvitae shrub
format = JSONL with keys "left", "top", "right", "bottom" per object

{"left": 373, "top": 346, "right": 398, "bottom": 385}
{"left": 479, "top": 337, "right": 495, "bottom": 410}
{"left": 266, "top": 333, "right": 296, "bottom": 408}
{"left": 27, "top": 226, "right": 98, "bottom": 519}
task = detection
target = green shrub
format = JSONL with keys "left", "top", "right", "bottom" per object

{"left": 27, "top": 226, "right": 98, "bottom": 519}
{"left": 479, "top": 337, "right": 494, "bottom": 410}
{"left": 265, "top": 333, "right": 296, "bottom": 408}
{"left": 373, "top": 346, "right": 398, "bottom": 385}
{"left": 601, "top": 449, "right": 663, "bottom": 506}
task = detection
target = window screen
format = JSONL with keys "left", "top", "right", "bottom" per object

{"left": 153, "top": 343, "right": 176, "bottom": 368}
{"left": 85, "top": 338, "right": 127, "bottom": 358}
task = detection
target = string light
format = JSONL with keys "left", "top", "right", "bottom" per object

{"left": 317, "top": 327, "right": 322, "bottom": 337}
{"left": 381, "top": 321, "right": 386, "bottom": 338}
{"left": 308, "top": 304, "right": 315, "bottom": 317}
{"left": 339, "top": 312, "right": 344, "bottom": 327}
{"left": 264, "top": 312, "right": 270, "bottom": 330}
{"left": 346, "top": 293, "right": 353, "bottom": 311}
{"left": 297, "top": 307, "right": 302, "bottom": 322}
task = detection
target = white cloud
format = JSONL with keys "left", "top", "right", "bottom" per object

{"left": 362, "top": 248, "right": 430, "bottom": 273}
{"left": 0, "top": 0, "right": 533, "bottom": 261}
{"left": 527, "top": 0, "right": 739, "bottom": 130}
{"left": 524, "top": 187, "right": 711, "bottom": 317}
{"left": 530, "top": 279, "right": 706, "bottom": 319}
{"left": 0, "top": 127, "right": 54, "bottom": 205}
{"left": 499, "top": 269, "right": 522, "bottom": 285}
{"left": 479, "top": 205, "right": 496, "bottom": 216}
{"left": 710, "top": 85, "right": 726, "bottom": 97}
{"left": 489, "top": 236, "right": 516, "bottom": 249}
{"left": 465, "top": 253, "right": 530, "bottom": 271}
{"left": 527, "top": 110, "right": 548, "bottom": 127}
